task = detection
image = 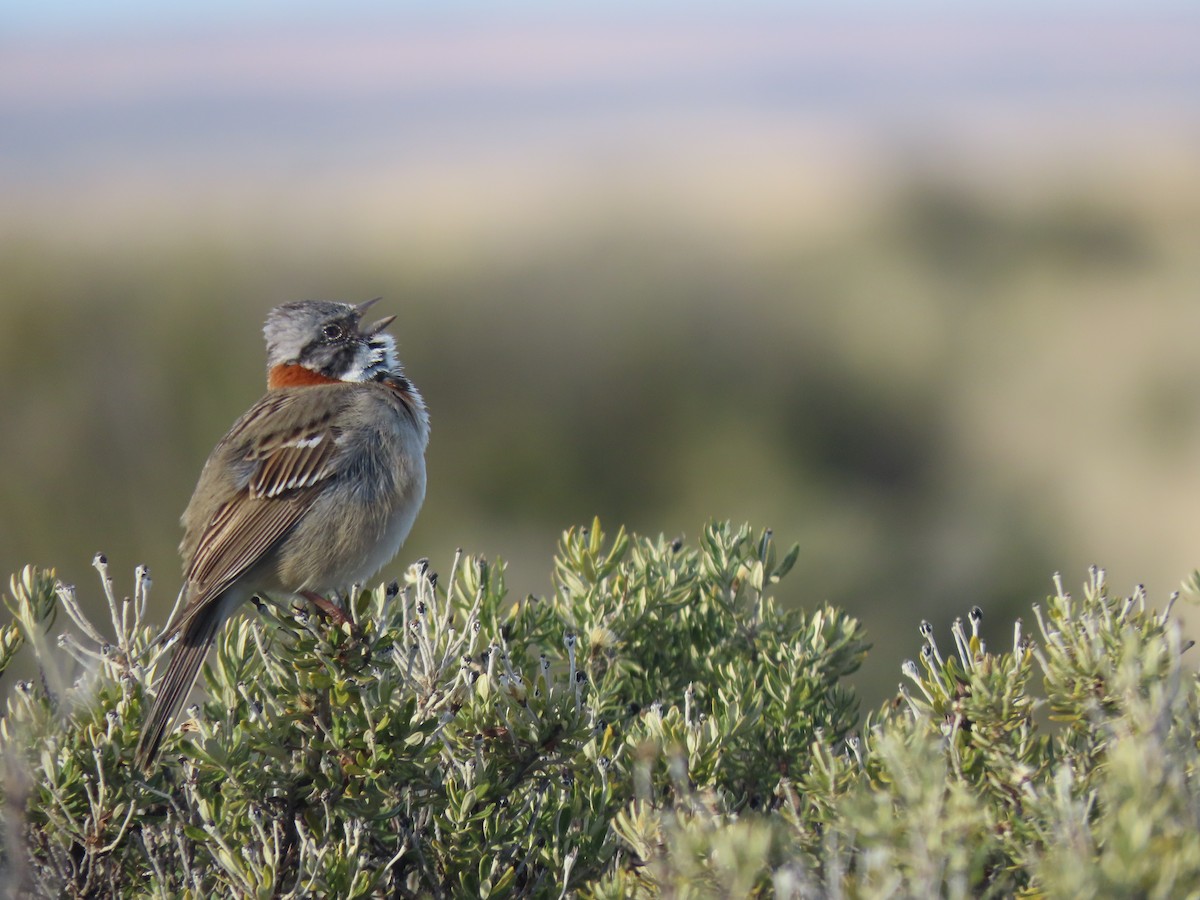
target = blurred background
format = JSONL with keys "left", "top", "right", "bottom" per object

{"left": 2, "top": 1, "right": 1199, "bottom": 703}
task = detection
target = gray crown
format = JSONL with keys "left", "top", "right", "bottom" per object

{"left": 263, "top": 300, "right": 361, "bottom": 368}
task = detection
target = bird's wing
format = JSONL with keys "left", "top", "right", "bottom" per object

{"left": 168, "top": 389, "right": 346, "bottom": 635}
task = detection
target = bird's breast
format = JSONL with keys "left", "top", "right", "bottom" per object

{"left": 274, "top": 386, "right": 427, "bottom": 592}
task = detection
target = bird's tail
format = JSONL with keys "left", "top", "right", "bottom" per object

{"left": 135, "top": 608, "right": 222, "bottom": 771}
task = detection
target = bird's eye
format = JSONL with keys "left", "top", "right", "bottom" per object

{"left": 322, "top": 324, "right": 344, "bottom": 341}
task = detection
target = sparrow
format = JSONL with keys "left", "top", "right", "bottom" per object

{"left": 135, "top": 298, "right": 428, "bottom": 769}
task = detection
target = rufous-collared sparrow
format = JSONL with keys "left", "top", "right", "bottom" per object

{"left": 135, "top": 298, "right": 428, "bottom": 769}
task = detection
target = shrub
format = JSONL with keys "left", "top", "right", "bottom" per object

{"left": 0, "top": 521, "right": 1196, "bottom": 897}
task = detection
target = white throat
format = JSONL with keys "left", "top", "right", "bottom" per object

{"left": 343, "top": 333, "right": 400, "bottom": 382}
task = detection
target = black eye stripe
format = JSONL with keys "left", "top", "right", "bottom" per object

{"left": 299, "top": 337, "right": 352, "bottom": 359}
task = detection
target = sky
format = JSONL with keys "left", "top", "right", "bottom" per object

{"left": 3, "top": 0, "right": 1198, "bottom": 222}
{"left": 3, "top": 0, "right": 1199, "bottom": 37}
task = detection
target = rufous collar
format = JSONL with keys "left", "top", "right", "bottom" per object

{"left": 267, "top": 364, "right": 341, "bottom": 389}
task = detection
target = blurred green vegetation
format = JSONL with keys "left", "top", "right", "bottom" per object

{"left": 1, "top": 161, "right": 1198, "bottom": 702}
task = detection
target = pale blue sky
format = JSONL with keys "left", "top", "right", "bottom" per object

{"left": 4, "top": 0, "right": 1196, "bottom": 38}
{"left": 3, "top": 0, "right": 1196, "bottom": 186}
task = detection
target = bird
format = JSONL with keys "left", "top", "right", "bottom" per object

{"left": 134, "top": 298, "right": 429, "bottom": 769}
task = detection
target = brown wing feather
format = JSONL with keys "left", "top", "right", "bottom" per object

{"left": 168, "top": 389, "right": 345, "bottom": 636}
{"left": 141, "top": 385, "right": 373, "bottom": 768}
{"left": 183, "top": 495, "right": 311, "bottom": 598}
{"left": 249, "top": 432, "right": 338, "bottom": 498}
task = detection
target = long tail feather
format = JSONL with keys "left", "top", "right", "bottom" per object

{"left": 135, "top": 608, "right": 223, "bottom": 770}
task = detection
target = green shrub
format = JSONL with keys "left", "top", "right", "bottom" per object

{"left": 0, "top": 522, "right": 1197, "bottom": 897}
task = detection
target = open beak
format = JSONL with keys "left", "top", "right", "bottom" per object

{"left": 354, "top": 297, "right": 395, "bottom": 335}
